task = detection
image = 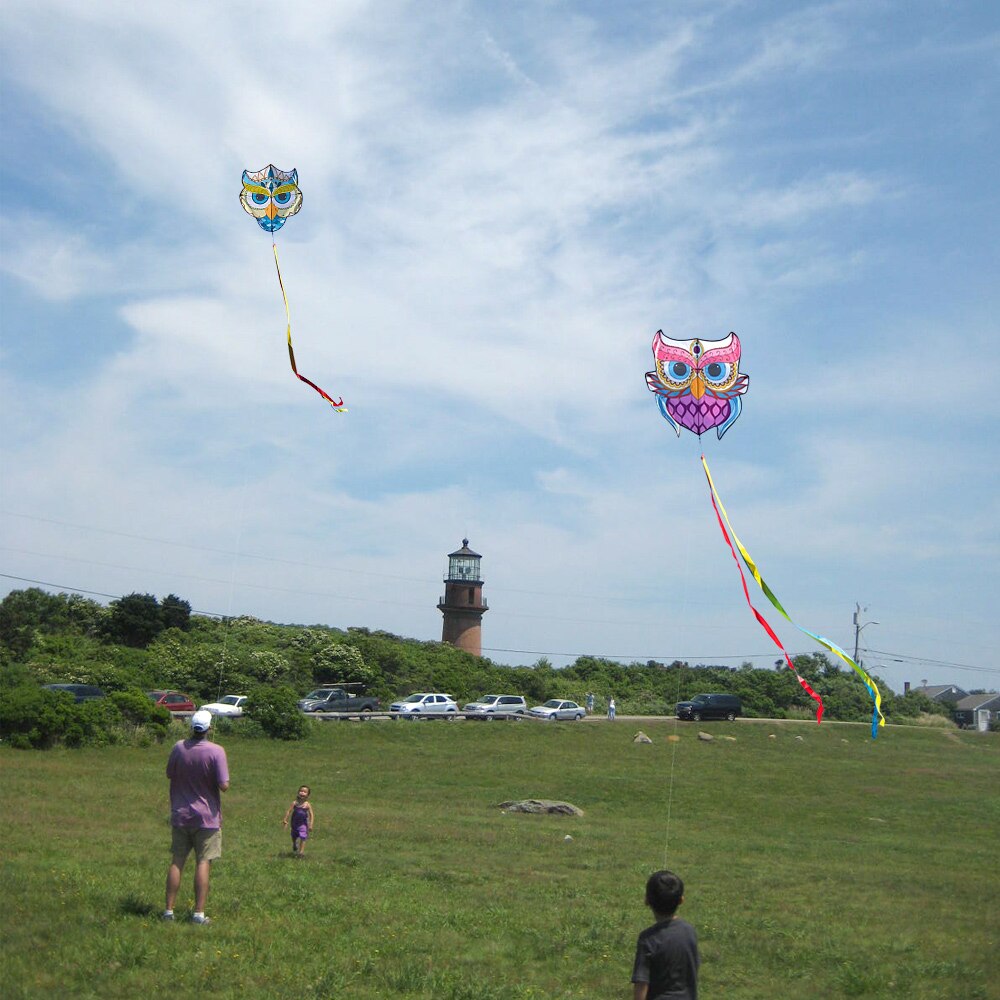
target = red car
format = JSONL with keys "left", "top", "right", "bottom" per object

{"left": 147, "top": 690, "right": 195, "bottom": 713}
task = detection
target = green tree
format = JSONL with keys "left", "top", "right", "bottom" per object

{"left": 312, "top": 643, "right": 377, "bottom": 685}
{"left": 160, "top": 594, "right": 192, "bottom": 632}
{"left": 105, "top": 593, "right": 164, "bottom": 648}
{"left": 0, "top": 588, "right": 70, "bottom": 659}
{"left": 245, "top": 684, "right": 309, "bottom": 740}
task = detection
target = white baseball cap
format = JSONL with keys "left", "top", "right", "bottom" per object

{"left": 190, "top": 709, "right": 213, "bottom": 732}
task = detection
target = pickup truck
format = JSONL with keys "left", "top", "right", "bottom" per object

{"left": 298, "top": 685, "right": 380, "bottom": 714}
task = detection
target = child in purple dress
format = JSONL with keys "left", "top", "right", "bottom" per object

{"left": 282, "top": 785, "right": 314, "bottom": 857}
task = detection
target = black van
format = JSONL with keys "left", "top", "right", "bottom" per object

{"left": 43, "top": 683, "right": 106, "bottom": 703}
{"left": 675, "top": 693, "right": 741, "bottom": 722}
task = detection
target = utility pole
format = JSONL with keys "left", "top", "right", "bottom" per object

{"left": 853, "top": 603, "right": 879, "bottom": 667}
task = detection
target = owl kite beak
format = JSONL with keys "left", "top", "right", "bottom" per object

{"left": 266, "top": 200, "right": 278, "bottom": 220}
{"left": 690, "top": 373, "right": 706, "bottom": 399}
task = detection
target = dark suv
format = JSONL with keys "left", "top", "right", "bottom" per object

{"left": 43, "top": 684, "right": 106, "bottom": 703}
{"left": 675, "top": 693, "right": 741, "bottom": 722}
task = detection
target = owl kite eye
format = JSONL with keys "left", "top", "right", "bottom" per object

{"left": 274, "top": 191, "right": 292, "bottom": 206}
{"left": 251, "top": 192, "right": 269, "bottom": 206}
{"left": 702, "top": 362, "right": 732, "bottom": 384}
{"left": 669, "top": 362, "right": 692, "bottom": 380}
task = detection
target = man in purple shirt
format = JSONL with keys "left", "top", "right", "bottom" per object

{"left": 163, "top": 710, "right": 230, "bottom": 924}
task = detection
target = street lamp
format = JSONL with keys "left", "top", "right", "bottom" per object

{"left": 853, "top": 603, "right": 879, "bottom": 667}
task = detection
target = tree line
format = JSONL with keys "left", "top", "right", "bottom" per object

{"left": 0, "top": 587, "right": 954, "bottom": 747}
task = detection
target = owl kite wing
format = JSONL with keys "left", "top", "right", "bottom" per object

{"left": 646, "top": 370, "right": 685, "bottom": 436}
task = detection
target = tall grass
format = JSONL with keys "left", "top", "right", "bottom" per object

{"left": 1, "top": 717, "right": 997, "bottom": 998}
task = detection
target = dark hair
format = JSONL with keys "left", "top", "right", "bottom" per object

{"left": 299, "top": 785, "right": 311, "bottom": 795}
{"left": 645, "top": 870, "right": 684, "bottom": 916}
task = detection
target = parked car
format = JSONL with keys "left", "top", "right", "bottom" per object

{"left": 675, "top": 693, "right": 742, "bottom": 722}
{"left": 389, "top": 693, "right": 459, "bottom": 717}
{"left": 200, "top": 695, "right": 248, "bottom": 717}
{"left": 464, "top": 694, "right": 528, "bottom": 719}
{"left": 298, "top": 685, "right": 380, "bottom": 714}
{"left": 529, "top": 699, "right": 585, "bottom": 721}
{"left": 43, "top": 683, "right": 106, "bottom": 703}
{"left": 147, "top": 690, "right": 195, "bottom": 713}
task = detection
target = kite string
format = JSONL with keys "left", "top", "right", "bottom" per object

{"left": 659, "top": 434, "right": 701, "bottom": 867}
{"left": 216, "top": 476, "right": 248, "bottom": 701}
{"left": 271, "top": 242, "right": 347, "bottom": 412}
{"left": 661, "top": 662, "right": 684, "bottom": 866}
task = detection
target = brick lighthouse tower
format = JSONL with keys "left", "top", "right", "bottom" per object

{"left": 438, "top": 539, "right": 488, "bottom": 656}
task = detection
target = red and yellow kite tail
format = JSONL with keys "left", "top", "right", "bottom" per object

{"left": 701, "top": 457, "right": 825, "bottom": 723}
{"left": 272, "top": 243, "right": 346, "bottom": 413}
{"left": 701, "top": 455, "right": 885, "bottom": 738}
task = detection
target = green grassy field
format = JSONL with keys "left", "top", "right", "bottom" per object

{"left": 1, "top": 717, "right": 997, "bottom": 999}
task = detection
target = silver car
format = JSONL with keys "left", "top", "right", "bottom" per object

{"left": 390, "top": 693, "right": 459, "bottom": 717}
{"left": 463, "top": 694, "right": 528, "bottom": 719}
{"left": 529, "top": 699, "right": 585, "bottom": 721}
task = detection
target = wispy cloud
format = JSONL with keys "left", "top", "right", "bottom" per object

{"left": 2, "top": 0, "right": 998, "bottom": 685}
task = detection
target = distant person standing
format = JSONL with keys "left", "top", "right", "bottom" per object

{"left": 586, "top": 692, "right": 595, "bottom": 713}
{"left": 608, "top": 697, "right": 616, "bottom": 721}
{"left": 163, "top": 709, "right": 229, "bottom": 924}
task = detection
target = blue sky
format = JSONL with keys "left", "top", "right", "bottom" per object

{"left": 1, "top": 0, "right": 997, "bottom": 694}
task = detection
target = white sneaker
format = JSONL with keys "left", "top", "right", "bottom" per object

{"left": 189, "top": 914, "right": 211, "bottom": 925}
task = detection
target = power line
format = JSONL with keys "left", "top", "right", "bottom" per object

{"left": 0, "top": 573, "right": 231, "bottom": 619}
{"left": 865, "top": 647, "right": 1000, "bottom": 675}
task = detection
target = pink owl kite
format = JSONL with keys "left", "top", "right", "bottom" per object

{"left": 645, "top": 330, "right": 749, "bottom": 439}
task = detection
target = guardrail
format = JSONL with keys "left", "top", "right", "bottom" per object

{"left": 306, "top": 710, "right": 533, "bottom": 722}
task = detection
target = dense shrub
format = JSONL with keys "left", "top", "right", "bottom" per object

{"left": 245, "top": 684, "right": 310, "bottom": 740}
{"left": 111, "top": 689, "right": 171, "bottom": 732}
{"left": 0, "top": 684, "right": 173, "bottom": 750}
{"left": 0, "top": 685, "right": 77, "bottom": 749}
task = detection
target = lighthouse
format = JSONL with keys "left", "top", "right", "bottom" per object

{"left": 438, "top": 539, "right": 488, "bottom": 656}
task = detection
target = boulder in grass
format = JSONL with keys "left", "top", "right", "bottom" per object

{"left": 633, "top": 731, "right": 653, "bottom": 744}
{"left": 498, "top": 799, "right": 584, "bottom": 817}
{"left": 697, "top": 731, "right": 714, "bottom": 742}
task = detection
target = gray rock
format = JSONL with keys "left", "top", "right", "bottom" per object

{"left": 697, "top": 731, "right": 714, "bottom": 742}
{"left": 633, "top": 731, "right": 653, "bottom": 744}
{"left": 497, "top": 799, "right": 584, "bottom": 816}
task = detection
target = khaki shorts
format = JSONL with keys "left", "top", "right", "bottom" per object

{"left": 171, "top": 826, "right": 223, "bottom": 863}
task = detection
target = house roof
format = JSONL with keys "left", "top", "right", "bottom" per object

{"left": 954, "top": 693, "right": 1000, "bottom": 711}
{"left": 914, "top": 684, "right": 967, "bottom": 701}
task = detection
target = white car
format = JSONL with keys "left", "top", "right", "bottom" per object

{"left": 463, "top": 694, "right": 528, "bottom": 719}
{"left": 199, "top": 695, "right": 248, "bottom": 718}
{"left": 390, "top": 693, "right": 459, "bottom": 717}
{"left": 529, "top": 699, "right": 585, "bottom": 721}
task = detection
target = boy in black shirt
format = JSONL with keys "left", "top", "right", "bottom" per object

{"left": 631, "top": 869, "right": 699, "bottom": 1000}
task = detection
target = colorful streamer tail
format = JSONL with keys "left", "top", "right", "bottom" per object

{"left": 701, "top": 455, "right": 885, "bottom": 738}
{"left": 272, "top": 243, "right": 346, "bottom": 412}
{"left": 701, "top": 463, "right": 825, "bottom": 723}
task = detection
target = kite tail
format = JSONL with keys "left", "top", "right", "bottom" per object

{"left": 703, "top": 467, "right": 825, "bottom": 722}
{"left": 701, "top": 455, "right": 885, "bottom": 738}
{"left": 272, "top": 243, "right": 347, "bottom": 412}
